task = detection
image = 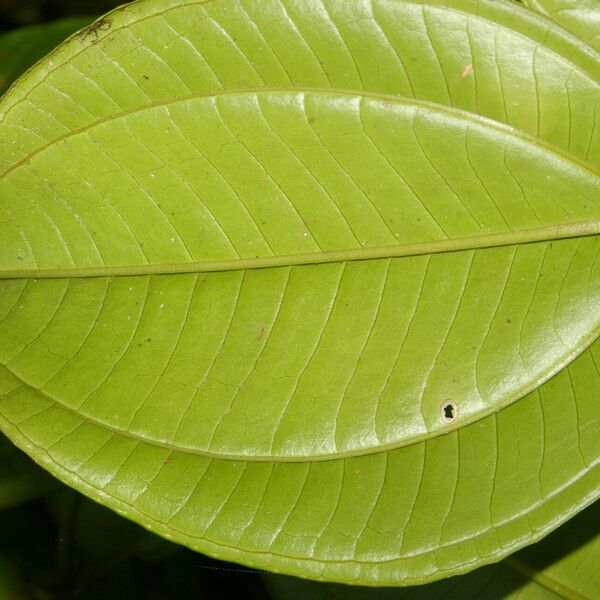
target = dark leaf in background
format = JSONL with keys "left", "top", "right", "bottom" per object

{"left": 0, "top": 17, "right": 92, "bottom": 94}
{"left": 0, "top": 434, "right": 54, "bottom": 509}
{"left": 0, "top": 0, "right": 119, "bottom": 30}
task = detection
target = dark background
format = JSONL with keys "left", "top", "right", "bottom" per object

{"left": 0, "top": 0, "right": 121, "bottom": 30}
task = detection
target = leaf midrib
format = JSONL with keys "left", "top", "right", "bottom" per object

{"left": 1, "top": 222, "right": 599, "bottom": 279}
{"left": 1, "top": 76, "right": 599, "bottom": 459}
{"left": 2, "top": 86, "right": 599, "bottom": 280}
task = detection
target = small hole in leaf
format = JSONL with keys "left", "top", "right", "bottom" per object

{"left": 441, "top": 400, "right": 457, "bottom": 423}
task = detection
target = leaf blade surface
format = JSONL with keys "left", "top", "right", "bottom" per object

{"left": 523, "top": 0, "right": 600, "bottom": 54}
{"left": 265, "top": 501, "right": 600, "bottom": 597}
{"left": 0, "top": 0, "right": 599, "bottom": 584}
{"left": 1, "top": 338, "right": 599, "bottom": 584}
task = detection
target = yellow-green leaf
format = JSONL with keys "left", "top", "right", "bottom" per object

{"left": 522, "top": 0, "right": 600, "bottom": 54}
{"left": 0, "top": 0, "right": 598, "bottom": 585}
{"left": 265, "top": 501, "right": 600, "bottom": 598}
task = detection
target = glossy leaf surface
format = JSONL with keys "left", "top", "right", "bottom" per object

{"left": 0, "top": 0, "right": 599, "bottom": 459}
{"left": 2, "top": 337, "right": 598, "bottom": 585}
{"left": 0, "top": 113, "right": 598, "bottom": 458}
{"left": 523, "top": 0, "right": 600, "bottom": 53}
{"left": 0, "top": 0, "right": 599, "bottom": 586}
{"left": 265, "top": 500, "right": 600, "bottom": 598}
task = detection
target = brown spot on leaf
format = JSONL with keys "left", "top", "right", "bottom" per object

{"left": 256, "top": 325, "right": 266, "bottom": 341}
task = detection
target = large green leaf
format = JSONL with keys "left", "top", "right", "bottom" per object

{"left": 0, "top": 0, "right": 599, "bottom": 460}
{"left": 1, "top": 337, "right": 598, "bottom": 585}
{"left": 265, "top": 500, "right": 600, "bottom": 598}
{"left": 0, "top": 0, "right": 599, "bottom": 585}
{"left": 0, "top": 18, "right": 95, "bottom": 96}
{"left": 0, "top": 104, "right": 598, "bottom": 459}
{"left": 522, "top": 0, "right": 600, "bottom": 53}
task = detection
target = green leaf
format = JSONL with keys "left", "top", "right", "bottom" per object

{"left": 1, "top": 337, "right": 598, "bottom": 585}
{"left": 0, "top": 0, "right": 599, "bottom": 460}
{"left": 0, "top": 433, "right": 54, "bottom": 508}
{"left": 0, "top": 17, "right": 95, "bottom": 96}
{"left": 0, "top": 0, "right": 598, "bottom": 586}
{"left": 522, "top": 0, "right": 600, "bottom": 54}
{"left": 0, "top": 104, "right": 598, "bottom": 458}
{"left": 265, "top": 500, "right": 600, "bottom": 599}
